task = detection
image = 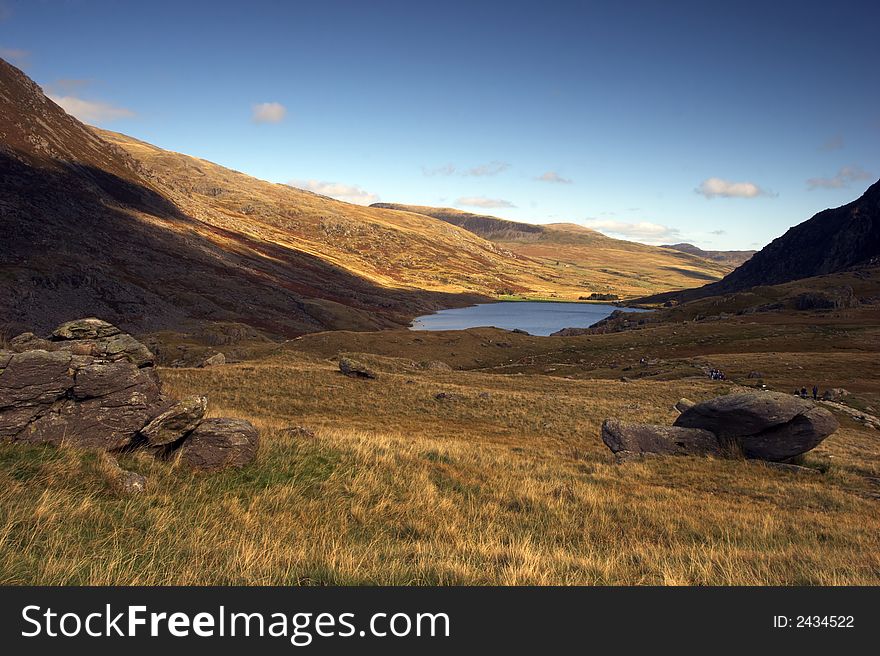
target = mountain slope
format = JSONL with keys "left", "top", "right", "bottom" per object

{"left": 637, "top": 180, "right": 880, "bottom": 304}
{"left": 0, "top": 58, "right": 489, "bottom": 337}
{"left": 660, "top": 243, "right": 755, "bottom": 267}
{"left": 372, "top": 203, "right": 733, "bottom": 295}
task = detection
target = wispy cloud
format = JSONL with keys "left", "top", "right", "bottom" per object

{"left": 710, "top": 229, "right": 726, "bottom": 235}
{"left": 48, "top": 94, "right": 135, "bottom": 123}
{"left": 455, "top": 196, "right": 515, "bottom": 209}
{"left": 696, "top": 177, "right": 773, "bottom": 199}
{"left": 251, "top": 102, "right": 286, "bottom": 124}
{"left": 0, "top": 47, "right": 29, "bottom": 65}
{"left": 819, "top": 134, "right": 844, "bottom": 152}
{"left": 422, "top": 163, "right": 457, "bottom": 177}
{"left": 582, "top": 218, "right": 681, "bottom": 244}
{"left": 535, "top": 171, "right": 572, "bottom": 184}
{"left": 465, "top": 161, "right": 509, "bottom": 177}
{"left": 806, "top": 165, "right": 872, "bottom": 190}
{"left": 289, "top": 179, "right": 379, "bottom": 205}
{"left": 423, "top": 161, "right": 510, "bottom": 177}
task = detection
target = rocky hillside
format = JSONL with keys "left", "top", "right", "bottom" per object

{"left": 372, "top": 204, "right": 733, "bottom": 295}
{"left": 660, "top": 243, "right": 756, "bottom": 267}
{"left": 639, "top": 180, "right": 880, "bottom": 305}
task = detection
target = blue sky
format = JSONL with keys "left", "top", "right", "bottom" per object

{"left": 2, "top": 0, "right": 878, "bottom": 249}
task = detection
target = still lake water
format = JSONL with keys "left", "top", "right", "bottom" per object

{"left": 410, "top": 301, "right": 650, "bottom": 336}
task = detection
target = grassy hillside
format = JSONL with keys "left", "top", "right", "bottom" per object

{"left": 373, "top": 203, "right": 733, "bottom": 297}
{"left": 2, "top": 290, "right": 878, "bottom": 585}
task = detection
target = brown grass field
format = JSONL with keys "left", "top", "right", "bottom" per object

{"left": 2, "top": 303, "right": 878, "bottom": 585}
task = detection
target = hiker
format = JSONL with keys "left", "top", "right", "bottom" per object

{"left": 800, "top": 387, "right": 808, "bottom": 398}
{"left": 812, "top": 385, "right": 818, "bottom": 400}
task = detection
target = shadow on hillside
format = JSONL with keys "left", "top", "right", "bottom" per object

{"left": 0, "top": 150, "right": 489, "bottom": 337}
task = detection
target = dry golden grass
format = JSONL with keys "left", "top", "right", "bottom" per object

{"left": 93, "top": 129, "right": 730, "bottom": 300}
{"left": 2, "top": 338, "right": 878, "bottom": 585}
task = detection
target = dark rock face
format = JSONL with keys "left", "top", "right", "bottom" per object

{"left": 178, "top": 418, "right": 259, "bottom": 471}
{"left": 0, "top": 319, "right": 258, "bottom": 470}
{"left": 673, "top": 392, "right": 838, "bottom": 461}
{"left": 601, "top": 419, "right": 721, "bottom": 458}
{"left": 644, "top": 179, "right": 880, "bottom": 305}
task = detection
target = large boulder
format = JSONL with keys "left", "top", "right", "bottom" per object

{"left": 15, "top": 360, "right": 163, "bottom": 449}
{"left": 674, "top": 391, "right": 838, "bottom": 461}
{"left": 1, "top": 319, "right": 260, "bottom": 468}
{"left": 140, "top": 394, "right": 207, "bottom": 446}
{"left": 177, "top": 418, "right": 259, "bottom": 471}
{"left": 601, "top": 419, "right": 721, "bottom": 459}
{"left": 0, "top": 322, "right": 161, "bottom": 448}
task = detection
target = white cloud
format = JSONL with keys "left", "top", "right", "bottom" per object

{"left": 581, "top": 218, "right": 681, "bottom": 244}
{"left": 806, "top": 165, "right": 872, "bottom": 190}
{"left": 289, "top": 179, "right": 379, "bottom": 205}
{"left": 252, "top": 102, "right": 287, "bottom": 124}
{"left": 536, "top": 171, "right": 572, "bottom": 184}
{"left": 455, "top": 196, "right": 515, "bottom": 209}
{"left": 465, "top": 161, "right": 509, "bottom": 177}
{"left": 696, "top": 177, "right": 772, "bottom": 199}
{"left": 710, "top": 229, "right": 726, "bottom": 235}
{"left": 47, "top": 94, "right": 135, "bottom": 123}
{"left": 0, "top": 47, "right": 28, "bottom": 64}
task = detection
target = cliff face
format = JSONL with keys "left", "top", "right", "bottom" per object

{"left": 638, "top": 180, "right": 880, "bottom": 304}
{"left": 714, "top": 180, "right": 880, "bottom": 292}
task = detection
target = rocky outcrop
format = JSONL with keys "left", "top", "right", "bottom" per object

{"left": 601, "top": 420, "right": 720, "bottom": 460}
{"left": 0, "top": 319, "right": 258, "bottom": 471}
{"left": 178, "top": 419, "right": 259, "bottom": 471}
{"left": 339, "top": 356, "right": 376, "bottom": 379}
{"left": 602, "top": 391, "right": 839, "bottom": 463}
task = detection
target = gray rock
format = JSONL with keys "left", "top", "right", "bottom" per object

{"left": 102, "top": 454, "right": 148, "bottom": 494}
{"left": 199, "top": 352, "right": 226, "bottom": 367}
{"left": 9, "top": 332, "right": 53, "bottom": 352}
{"left": 601, "top": 419, "right": 721, "bottom": 458}
{"left": 140, "top": 394, "right": 207, "bottom": 446}
{"left": 17, "top": 370, "right": 163, "bottom": 449}
{"left": 52, "top": 318, "right": 121, "bottom": 341}
{"left": 339, "top": 356, "right": 376, "bottom": 379}
{"left": 822, "top": 388, "right": 849, "bottom": 401}
{"left": 178, "top": 418, "right": 259, "bottom": 471}
{"left": 674, "top": 391, "right": 838, "bottom": 461}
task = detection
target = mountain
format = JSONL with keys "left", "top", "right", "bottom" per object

{"left": 372, "top": 203, "right": 733, "bottom": 295}
{"left": 637, "top": 180, "right": 880, "bottom": 304}
{"left": 0, "top": 58, "right": 497, "bottom": 337}
{"left": 660, "top": 243, "right": 755, "bottom": 267}
{"left": 0, "top": 57, "right": 732, "bottom": 342}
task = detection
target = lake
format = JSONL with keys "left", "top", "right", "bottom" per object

{"left": 410, "top": 301, "right": 650, "bottom": 336}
